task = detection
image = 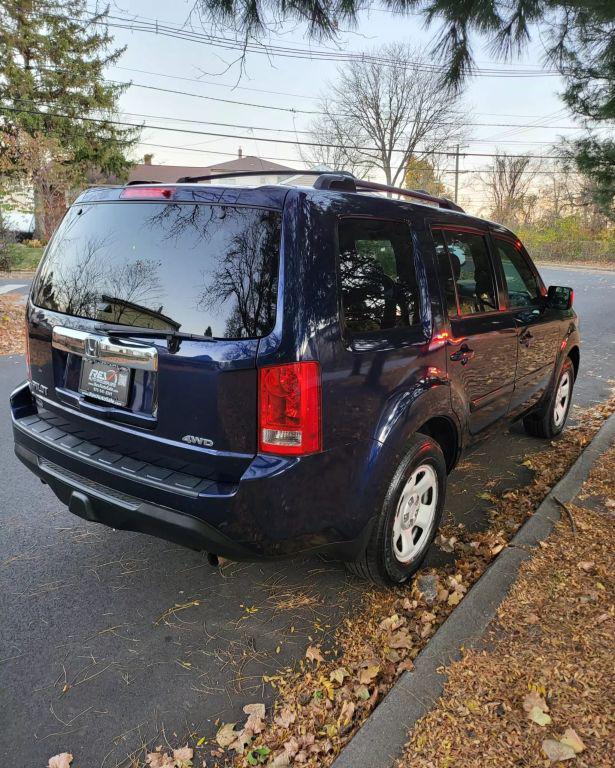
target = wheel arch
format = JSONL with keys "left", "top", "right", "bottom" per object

{"left": 416, "top": 415, "right": 460, "bottom": 473}
{"left": 567, "top": 344, "right": 580, "bottom": 380}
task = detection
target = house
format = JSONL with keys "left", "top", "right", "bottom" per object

{"left": 128, "top": 149, "right": 298, "bottom": 185}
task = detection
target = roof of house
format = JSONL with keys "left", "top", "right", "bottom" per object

{"left": 128, "top": 156, "right": 296, "bottom": 184}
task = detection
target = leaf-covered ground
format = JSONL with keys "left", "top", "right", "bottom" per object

{"left": 398, "top": 440, "right": 615, "bottom": 768}
{"left": 0, "top": 295, "right": 25, "bottom": 355}
{"left": 172, "top": 397, "right": 615, "bottom": 768}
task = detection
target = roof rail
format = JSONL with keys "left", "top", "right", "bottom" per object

{"left": 175, "top": 169, "right": 298, "bottom": 183}
{"left": 172, "top": 169, "right": 464, "bottom": 212}
{"left": 352, "top": 178, "right": 464, "bottom": 212}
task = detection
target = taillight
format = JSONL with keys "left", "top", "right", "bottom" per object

{"left": 120, "top": 186, "right": 175, "bottom": 200}
{"left": 258, "top": 362, "right": 321, "bottom": 455}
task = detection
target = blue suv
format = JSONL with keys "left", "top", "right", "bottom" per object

{"left": 10, "top": 171, "right": 579, "bottom": 584}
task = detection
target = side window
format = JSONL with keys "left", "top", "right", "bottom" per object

{"left": 496, "top": 239, "right": 541, "bottom": 308}
{"left": 433, "top": 229, "right": 457, "bottom": 317}
{"left": 443, "top": 230, "right": 498, "bottom": 315}
{"left": 338, "top": 218, "right": 420, "bottom": 333}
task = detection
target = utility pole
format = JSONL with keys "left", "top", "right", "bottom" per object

{"left": 454, "top": 144, "right": 460, "bottom": 204}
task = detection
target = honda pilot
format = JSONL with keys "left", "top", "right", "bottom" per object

{"left": 10, "top": 172, "right": 579, "bottom": 584}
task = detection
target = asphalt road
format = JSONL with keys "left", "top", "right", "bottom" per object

{"left": 1, "top": 266, "right": 614, "bottom": 766}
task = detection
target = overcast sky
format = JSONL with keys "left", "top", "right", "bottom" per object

{"left": 98, "top": 0, "right": 598, "bottom": 213}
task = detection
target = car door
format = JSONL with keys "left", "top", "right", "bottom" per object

{"left": 433, "top": 227, "right": 518, "bottom": 435}
{"left": 492, "top": 235, "right": 561, "bottom": 413}
{"left": 324, "top": 214, "right": 444, "bottom": 449}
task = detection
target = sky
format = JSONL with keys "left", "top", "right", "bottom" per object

{"left": 92, "top": 0, "right": 600, "bottom": 215}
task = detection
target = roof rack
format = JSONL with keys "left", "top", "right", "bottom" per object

{"left": 170, "top": 169, "right": 464, "bottom": 212}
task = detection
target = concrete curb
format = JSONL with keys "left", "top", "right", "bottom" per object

{"left": 332, "top": 410, "right": 615, "bottom": 768}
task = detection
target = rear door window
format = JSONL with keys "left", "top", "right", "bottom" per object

{"left": 32, "top": 202, "right": 281, "bottom": 339}
{"left": 495, "top": 238, "right": 542, "bottom": 308}
{"left": 442, "top": 230, "right": 498, "bottom": 315}
{"left": 433, "top": 229, "right": 458, "bottom": 316}
{"left": 338, "top": 218, "right": 420, "bottom": 333}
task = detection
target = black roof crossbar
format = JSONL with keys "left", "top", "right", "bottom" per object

{"left": 170, "top": 169, "right": 464, "bottom": 212}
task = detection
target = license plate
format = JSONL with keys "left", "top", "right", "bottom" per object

{"left": 79, "top": 359, "right": 131, "bottom": 407}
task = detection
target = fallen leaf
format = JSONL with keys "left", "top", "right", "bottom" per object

{"left": 396, "top": 658, "right": 414, "bottom": 674}
{"left": 358, "top": 665, "right": 380, "bottom": 684}
{"left": 146, "top": 752, "right": 173, "bottom": 768}
{"left": 478, "top": 491, "right": 497, "bottom": 501}
{"left": 173, "top": 746, "right": 193, "bottom": 767}
{"left": 379, "top": 613, "right": 405, "bottom": 631}
{"left": 528, "top": 706, "right": 552, "bottom": 726}
{"left": 354, "top": 684, "right": 370, "bottom": 700}
{"left": 274, "top": 706, "right": 296, "bottom": 728}
{"left": 48, "top": 755, "right": 73, "bottom": 768}
{"left": 560, "top": 728, "right": 585, "bottom": 754}
{"left": 216, "top": 722, "right": 240, "bottom": 748}
{"left": 447, "top": 591, "right": 463, "bottom": 607}
{"left": 230, "top": 728, "right": 253, "bottom": 753}
{"left": 523, "top": 691, "right": 549, "bottom": 713}
{"left": 577, "top": 560, "right": 595, "bottom": 572}
{"left": 389, "top": 630, "right": 413, "bottom": 650}
{"left": 339, "top": 699, "right": 356, "bottom": 726}
{"left": 283, "top": 737, "right": 299, "bottom": 758}
{"left": 247, "top": 746, "right": 271, "bottom": 765}
{"left": 330, "top": 666, "right": 350, "bottom": 684}
{"left": 542, "top": 739, "right": 576, "bottom": 762}
{"left": 270, "top": 752, "right": 291, "bottom": 768}
{"left": 305, "top": 645, "right": 324, "bottom": 664}
{"left": 243, "top": 702, "right": 266, "bottom": 733}
{"left": 320, "top": 676, "right": 335, "bottom": 700}
{"left": 436, "top": 534, "right": 456, "bottom": 552}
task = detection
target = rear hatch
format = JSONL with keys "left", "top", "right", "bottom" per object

{"left": 26, "top": 186, "right": 285, "bottom": 483}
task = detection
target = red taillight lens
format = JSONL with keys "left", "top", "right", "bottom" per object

{"left": 258, "top": 362, "right": 321, "bottom": 455}
{"left": 120, "top": 186, "right": 174, "bottom": 200}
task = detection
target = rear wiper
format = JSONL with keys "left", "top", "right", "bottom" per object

{"left": 94, "top": 323, "right": 216, "bottom": 353}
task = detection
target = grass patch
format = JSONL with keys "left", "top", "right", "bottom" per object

{"left": 1, "top": 242, "right": 44, "bottom": 271}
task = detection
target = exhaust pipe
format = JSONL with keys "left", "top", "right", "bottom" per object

{"left": 207, "top": 552, "right": 219, "bottom": 567}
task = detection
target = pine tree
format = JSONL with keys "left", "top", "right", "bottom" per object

{"left": 0, "top": 0, "right": 138, "bottom": 234}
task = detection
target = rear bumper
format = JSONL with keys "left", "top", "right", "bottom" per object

{"left": 14, "top": 441, "right": 256, "bottom": 559}
{"left": 11, "top": 383, "right": 374, "bottom": 561}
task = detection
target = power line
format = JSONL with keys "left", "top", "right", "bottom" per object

{"left": 106, "top": 79, "right": 594, "bottom": 131}
{"left": 137, "top": 141, "right": 585, "bottom": 174}
{"left": 40, "top": 9, "right": 564, "bottom": 77}
{"left": 0, "top": 103, "right": 573, "bottom": 161}
{"left": 113, "top": 65, "right": 578, "bottom": 120}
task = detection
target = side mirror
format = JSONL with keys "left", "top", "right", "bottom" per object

{"left": 547, "top": 285, "right": 574, "bottom": 311}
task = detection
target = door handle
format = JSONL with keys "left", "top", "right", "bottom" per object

{"left": 450, "top": 344, "right": 475, "bottom": 364}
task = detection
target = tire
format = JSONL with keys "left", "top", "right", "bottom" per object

{"left": 523, "top": 357, "right": 575, "bottom": 439}
{"left": 347, "top": 433, "right": 446, "bottom": 585}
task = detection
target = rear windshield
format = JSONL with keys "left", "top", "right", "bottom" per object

{"left": 33, "top": 202, "right": 281, "bottom": 339}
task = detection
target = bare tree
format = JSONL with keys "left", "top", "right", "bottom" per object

{"left": 307, "top": 43, "right": 467, "bottom": 185}
{"left": 482, "top": 152, "right": 540, "bottom": 227}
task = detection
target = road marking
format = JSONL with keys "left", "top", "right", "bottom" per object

{"left": 0, "top": 284, "right": 27, "bottom": 295}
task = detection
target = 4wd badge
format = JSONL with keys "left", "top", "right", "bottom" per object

{"left": 181, "top": 434, "right": 214, "bottom": 447}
